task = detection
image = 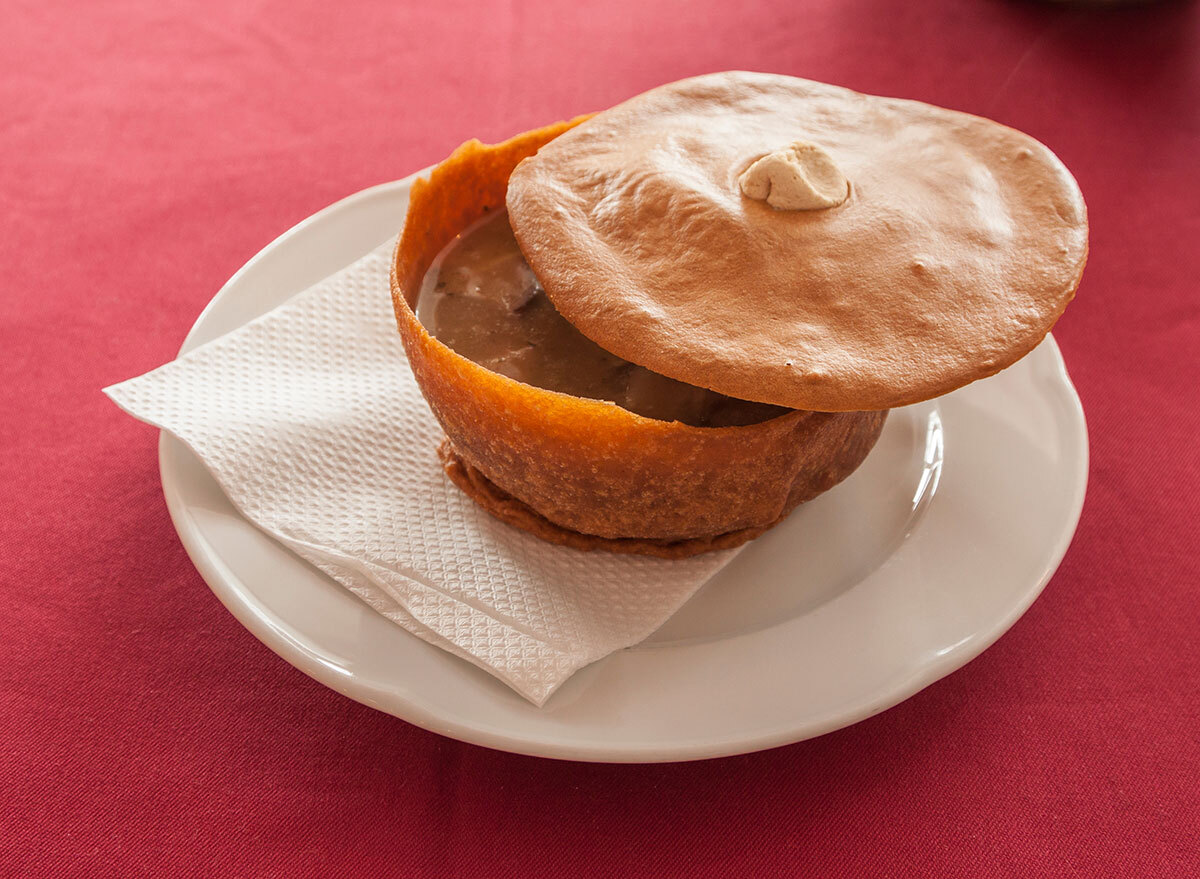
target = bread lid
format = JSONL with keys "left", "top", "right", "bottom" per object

{"left": 506, "top": 71, "right": 1088, "bottom": 411}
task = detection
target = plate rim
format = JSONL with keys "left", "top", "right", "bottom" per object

{"left": 159, "top": 177, "right": 1090, "bottom": 763}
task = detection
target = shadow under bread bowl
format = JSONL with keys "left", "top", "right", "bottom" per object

{"left": 390, "top": 72, "right": 1086, "bottom": 559}
{"left": 389, "top": 119, "right": 887, "bottom": 558}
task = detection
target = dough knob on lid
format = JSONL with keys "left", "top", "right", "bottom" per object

{"left": 738, "top": 140, "right": 849, "bottom": 211}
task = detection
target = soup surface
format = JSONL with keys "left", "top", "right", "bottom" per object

{"left": 417, "top": 211, "right": 788, "bottom": 427}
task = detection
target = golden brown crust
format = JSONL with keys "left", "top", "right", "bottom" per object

{"left": 507, "top": 72, "right": 1089, "bottom": 412}
{"left": 438, "top": 439, "right": 776, "bottom": 559}
{"left": 390, "top": 122, "right": 888, "bottom": 550}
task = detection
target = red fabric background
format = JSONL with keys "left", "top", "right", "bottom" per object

{"left": 3, "top": 0, "right": 1197, "bottom": 875}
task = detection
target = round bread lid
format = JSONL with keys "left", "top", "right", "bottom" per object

{"left": 506, "top": 72, "right": 1087, "bottom": 411}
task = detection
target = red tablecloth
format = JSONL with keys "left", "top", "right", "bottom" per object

{"left": 4, "top": 0, "right": 1198, "bottom": 875}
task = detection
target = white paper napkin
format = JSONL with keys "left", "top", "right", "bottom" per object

{"left": 105, "top": 240, "right": 741, "bottom": 705}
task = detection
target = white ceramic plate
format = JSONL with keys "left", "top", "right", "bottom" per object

{"left": 161, "top": 175, "right": 1088, "bottom": 763}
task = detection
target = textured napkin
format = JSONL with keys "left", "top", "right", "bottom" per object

{"left": 105, "top": 240, "right": 740, "bottom": 705}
